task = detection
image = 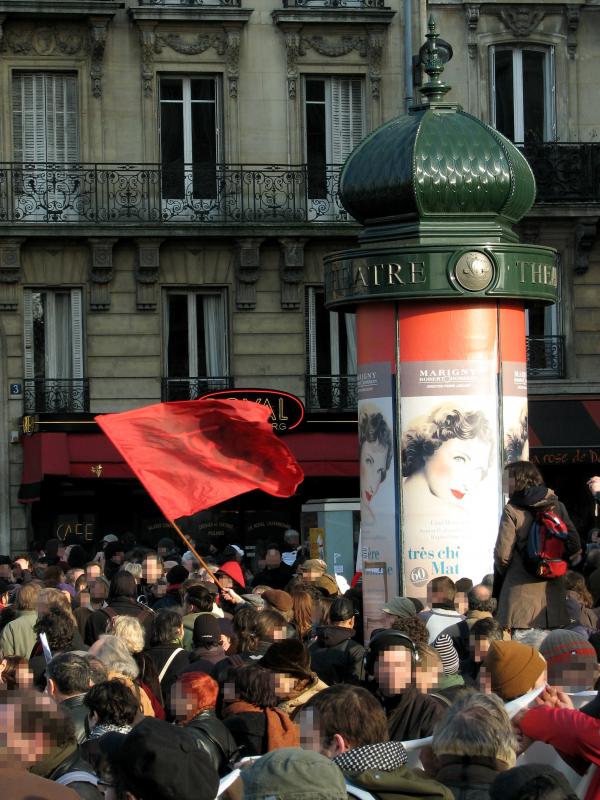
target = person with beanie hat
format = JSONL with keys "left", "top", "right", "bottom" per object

{"left": 181, "top": 615, "right": 228, "bottom": 678}
{"left": 152, "top": 565, "right": 189, "bottom": 611}
{"left": 382, "top": 596, "right": 417, "bottom": 623}
{"left": 298, "top": 558, "right": 328, "bottom": 581}
{"left": 313, "top": 574, "right": 340, "bottom": 598}
{"left": 261, "top": 639, "right": 328, "bottom": 720}
{"left": 103, "top": 541, "right": 125, "bottom": 581}
{"left": 308, "top": 596, "right": 365, "bottom": 686}
{"left": 241, "top": 747, "right": 348, "bottom": 800}
{"left": 484, "top": 640, "right": 547, "bottom": 701}
{"left": 99, "top": 717, "right": 219, "bottom": 800}
{"left": 182, "top": 583, "right": 219, "bottom": 650}
{"left": 539, "top": 629, "right": 598, "bottom": 692}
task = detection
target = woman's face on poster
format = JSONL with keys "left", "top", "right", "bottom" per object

{"left": 423, "top": 436, "right": 490, "bottom": 506}
{"left": 360, "top": 440, "right": 389, "bottom": 508}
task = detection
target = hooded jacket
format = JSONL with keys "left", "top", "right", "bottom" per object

{"left": 308, "top": 625, "right": 365, "bottom": 685}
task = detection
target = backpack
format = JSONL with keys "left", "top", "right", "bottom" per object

{"left": 521, "top": 508, "right": 569, "bottom": 580}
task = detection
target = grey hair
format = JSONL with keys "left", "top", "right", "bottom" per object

{"left": 89, "top": 634, "right": 140, "bottom": 679}
{"left": 283, "top": 529, "right": 300, "bottom": 544}
{"left": 122, "top": 562, "right": 142, "bottom": 581}
{"left": 432, "top": 690, "right": 517, "bottom": 767}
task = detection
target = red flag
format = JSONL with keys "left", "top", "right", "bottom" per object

{"left": 95, "top": 399, "right": 304, "bottom": 521}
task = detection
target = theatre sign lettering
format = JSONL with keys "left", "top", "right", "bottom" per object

{"left": 325, "top": 245, "right": 558, "bottom": 309}
{"left": 201, "top": 389, "right": 305, "bottom": 433}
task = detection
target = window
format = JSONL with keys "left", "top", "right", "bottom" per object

{"left": 159, "top": 76, "right": 221, "bottom": 203}
{"left": 306, "top": 287, "right": 357, "bottom": 410}
{"left": 490, "top": 46, "right": 555, "bottom": 142}
{"left": 164, "top": 290, "right": 229, "bottom": 400}
{"left": 12, "top": 72, "right": 80, "bottom": 221}
{"left": 23, "top": 289, "right": 85, "bottom": 412}
{"left": 526, "top": 271, "right": 563, "bottom": 379}
{"left": 305, "top": 77, "right": 365, "bottom": 206}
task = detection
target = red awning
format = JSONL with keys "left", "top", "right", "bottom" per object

{"left": 19, "top": 430, "right": 359, "bottom": 502}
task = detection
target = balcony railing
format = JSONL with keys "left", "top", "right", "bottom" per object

{"left": 138, "top": 0, "right": 241, "bottom": 5}
{"left": 282, "top": 0, "right": 386, "bottom": 6}
{"left": 24, "top": 379, "right": 89, "bottom": 414}
{"left": 306, "top": 374, "right": 357, "bottom": 411}
{"left": 526, "top": 336, "right": 565, "bottom": 380}
{"left": 520, "top": 142, "right": 600, "bottom": 204}
{"left": 0, "top": 163, "right": 350, "bottom": 225}
{"left": 162, "top": 377, "right": 234, "bottom": 401}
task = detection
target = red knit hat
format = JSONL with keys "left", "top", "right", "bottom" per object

{"left": 217, "top": 560, "right": 246, "bottom": 588}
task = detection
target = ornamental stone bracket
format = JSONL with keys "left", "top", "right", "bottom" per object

{"left": 88, "top": 17, "right": 110, "bottom": 99}
{"left": 134, "top": 238, "right": 164, "bottom": 311}
{"left": 464, "top": 4, "right": 480, "bottom": 60}
{"left": 0, "top": 237, "right": 25, "bottom": 312}
{"left": 235, "top": 238, "right": 264, "bottom": 311}
{"left": 136, "top": 23, "right": 243, "bottom": 98}
{"left": 284, "top": 28, "right": 386, "bottom": 99}
{"left": 88, "top": 238, "right": 118, "bottom": 311}
{"left": 574, "top": 217, "right": 598, "bottom": 275}
{"left": 278, "top": 237, "right": 308, "bottom": 311}
{"left": 566, "top": 4, "right": 581, "bottom": 59}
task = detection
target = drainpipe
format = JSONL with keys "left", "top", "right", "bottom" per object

{"left": 404, "top": 0, "right": 413, "bottom": 112}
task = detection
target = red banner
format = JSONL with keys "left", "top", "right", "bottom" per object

{"left": 96, "top": 399, "right": 304, "bottom": 521}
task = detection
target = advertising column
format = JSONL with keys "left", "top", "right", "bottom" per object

{"left": 500, "top": 305, "right": 529, "bottom": 466}
{"left": 356, "top": 304, "right": 400, "bottom": 636}
{"left": 398, "top": 303, "right": 501, "bottom": 601}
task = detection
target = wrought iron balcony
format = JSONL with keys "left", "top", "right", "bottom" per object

{"left": 138, "top": 0, "right": 241, "bottom": 5}
{"left": 526, "top": 336, "right": 565, "bottom": 380}
{"left": 306, "top": 374, "right": 357, "bottom": 412}
{"left": 520, "top": 142, "right": 600, "bottom": 204}
{"left": 0, "top": 162, "right": 350, "bottom": 225}
{"left": 282, "top": 0, "right": 386, "bottom": 6}
{"left": 162, "top": 376, "right": 234, "bottom": 401}
{"left": 24, "top": 379, "right": 89, "bottom": 414}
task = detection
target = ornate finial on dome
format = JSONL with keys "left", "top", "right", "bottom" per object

{"left": 419, "top": 15, "right": 452, "bottom": 104}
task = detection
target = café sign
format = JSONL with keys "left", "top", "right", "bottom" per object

{"left": 201, "top": 389, "right": 305, "bottom": 433}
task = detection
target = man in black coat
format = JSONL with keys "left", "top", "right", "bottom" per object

{"left": 85, "top": 571, "right": 154, "bottom": 645}
{"left": 46, "top": 653, "right": 95, "bottom": 744}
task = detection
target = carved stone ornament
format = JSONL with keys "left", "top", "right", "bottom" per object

{"left": 0, "top": 238, "right": 25, "bottom": 312}
{"left": 566, "top": 5, "right": 581, "bottom": 60}
{"left": 498, "top": 6, "right": 545, "bottom": 37}
{"left": 284, "top": 30, "right": 302, "bottom": 99}
{"left": 574, "top": 218, "right": 598, "bottom": 275}
{"left": 88, "top": 238, "right": 117, "bottom": 311}
{"left": 235, "top": 238, "right": 264, "bottom": 311}
{"left": 135, "top": 238, "right": 164, "bottom": 311}
{"left": 88, "top": 18, "right": 109, "bottom": 99}
{"left": 225, "top": 29, "right": 241, "bottom": 99}
{"left": 4, "top": 23, "right": 88, "bottom": 56}
{"left": 464, "top": 4, "right": 480, "bottom": 61}
{"left": 278, "top": 237, "right": 307, "bottom": 311}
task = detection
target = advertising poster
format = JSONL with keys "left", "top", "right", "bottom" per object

{"left": 399, "top": 306, "right": 501, "bottom": 600}
{"left": 357, "top": 360, "right": 399, "bottom": 636}
{"left": 502, "top": 362, "right": 529, "bottom": 465}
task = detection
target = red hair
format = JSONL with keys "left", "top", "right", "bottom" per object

{"left": 176, "top": 672, "right": 219, "bottom": 723}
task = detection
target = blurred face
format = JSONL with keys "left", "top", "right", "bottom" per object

{"left": 265, "top": 550, "right": 281, "bottom": 569}
{"left": 91, "top": 581, "right": 107, "bottom": 604}
{"left": 0, "top": 704, "right": 51, "bottom": 766}
{"left": 68, "top": 568, "right": 84, "bottom": 586}
{"left": 360, "top": 440, "right": 388, "bottom": 508}
{"left": 373, "top": 646, "right": 412, "bottom": 697}
{"left": 170, "top": 683, "right": 194, "bottom": 722}
{"left": 299, "top": 708, "right": 331, "bottom": 757}
{"left": 142, "top": 557, "right": 161, "bottom": 584}
{"left": 423, "top": 437, "right": 490, "bottom": 505}
{"left": 87, "top": 564, "right": 101, "bottom": 580}
{"left": 111, "top": 551, "right": 124, "bottom": 565}
{"left": 273, "top": 672, "right": 298, "bottom": 699}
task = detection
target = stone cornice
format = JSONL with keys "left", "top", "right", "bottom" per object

{"left": 272, "top": 7, "right": 395, "bottom": 25}
{"left": 0, "top": 1, "right": 122, "bottom": 17}
{"left": 129, "top": 6, "right": 252, "bottom": 24}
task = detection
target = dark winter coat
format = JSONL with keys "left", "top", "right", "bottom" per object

{"left": 494, "top": 488, "right": 580, "bottom": 629}
{"left": 185, "top": 709, "right": 239, "bottom": 777}
{"left": 308, "top": 625, "right": 365, "bottom": 685}
{"left": 386, "top": 686, "right": 448, "bottom": 742}
{"left": 433, "top": 758, "right": 504, "bottom": 800}
{"left": 85, "top": 596, "right": 154, "bottom": 645}
{"left": 147, "top": 643, "right": 189, "bottom": 697}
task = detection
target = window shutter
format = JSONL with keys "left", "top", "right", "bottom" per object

{"left": 46, "top": 74, "right": 79, "bottom": 163}
{"left": 331, "top": 78, "right": 364, "bottom": 164}
{"left": 23, "top": 289, "right": 35, "bottom": 380}
{"left": 13, "top": 73, "right": 46, "bottom": 163}
{"left": 70, "top": 289, "right": 84, "bottom": 379}
{"left": 307, "top": 287, "right": 317, "bottom": 374}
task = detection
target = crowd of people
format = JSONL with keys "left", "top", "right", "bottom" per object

{"left": 1, "top": 464, "right": 600, "bottom": 800}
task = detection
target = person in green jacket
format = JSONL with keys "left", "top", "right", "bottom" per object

{"left": 298, "top": 683, "right": 453, "bottom": 800}
{"left": 0, "top": 582, "right": 41, "bottom": 658}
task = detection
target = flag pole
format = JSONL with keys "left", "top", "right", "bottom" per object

{"left": 168, "top": 518, "right": 224, "bottom": 591}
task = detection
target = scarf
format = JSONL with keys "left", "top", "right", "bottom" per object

{"left": 334, "top": 741, "right": 408, "bottom": 774}
{"left": 510, "top": 486, "right": 548, "bottom": 508}
{"left": 223, "top": 700, "right": 300, "bottom": 751}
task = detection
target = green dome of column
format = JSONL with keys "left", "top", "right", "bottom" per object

{"left": 339, "top": 20, "right": 536, "bottom": 230}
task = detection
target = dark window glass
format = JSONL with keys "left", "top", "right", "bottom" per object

{"left": 191, "top": 79, "right": 215, "bottom": 101}
{"left": 191, "top": 102, "right": 217, "bottom": 198}
{"left": 160, "top": 78, "right": 183, "bottom": 101}
{"left": 523, "top": 50, "right": 545, "bottom": 142}
{"left": 314, "top": 290, "right": 331, "bottom": 374}
{"left": 195, "top": 295, "right": 207, "bottom": 376}
{"left": 306, "top": 102, "right": 327, "bottom": 198}
{"left": 32, "top": 292, "right": 46, "bottom": 380}
{"left": 528, "top": 304, "right": 547, "bottom": 337}
{"left": 306, "top": 79, "right": 325, "bottom": 102}
{"left": 494, "top": 49, "right": 514, "bottom": 141}
{"left": 161, "top": 103, "right": 184, "bottom": 198}
{"left": 167, "top": 295, "right": 189, "bottom": 377}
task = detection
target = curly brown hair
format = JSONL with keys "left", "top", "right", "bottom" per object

{"left": 391, "top": 614, "right": 429, "bottom": 646}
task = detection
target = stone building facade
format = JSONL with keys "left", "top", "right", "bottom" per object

{"left": 1, "top": 0, "right": 599, "bottom": 553}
